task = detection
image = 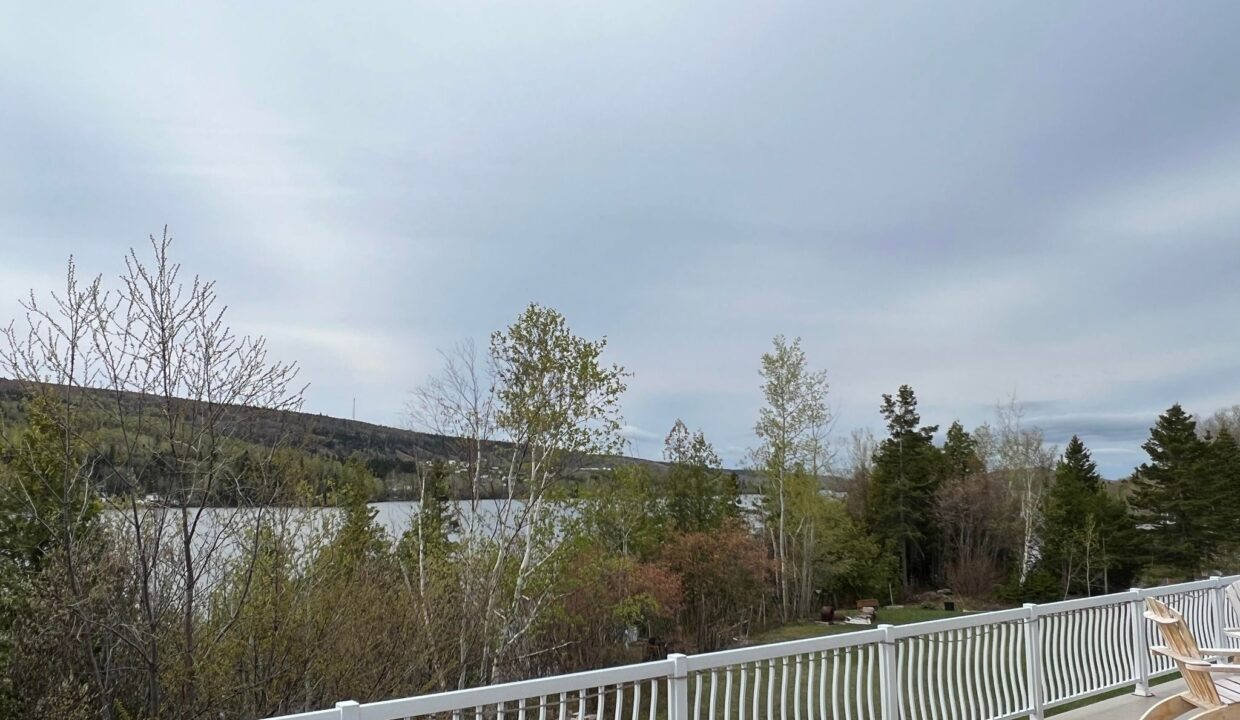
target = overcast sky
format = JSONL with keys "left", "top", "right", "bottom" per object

{"left": 3, "top": 2, "right": 1239, "bottom": 477}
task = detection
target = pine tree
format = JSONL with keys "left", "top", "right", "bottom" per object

{"left": 1129, "top": 404, "right": 1214, "bottom": 579}
{"left": 867, "top": 385, "right": 941, "bottom": 593}
{"left": 1203, "top": 428, "right": 1240, "bottom": 561}
{"left": 417, "top": 459, "right": 454, "bottom": 559}
{"left": 1039, "top": 436, "right": 1135, "bottom": 597}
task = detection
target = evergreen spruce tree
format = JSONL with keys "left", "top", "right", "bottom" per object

{"left": 1039, "top": 436, "right": 1137, "bottom": 597}
{"left": 1204, "top": 428, "right": 1240, "bottom": 562}
{"left": 1129, "top": 404, "right": 1214, "bottom": 579}
{"left": 417, "top": 459, "right": 455, "bottom": 559}
{"left": 867, "top": 385, "right": 941, "bottom": 593}
{"left": 941, "top": 421, "right": 981, "bottom": 480}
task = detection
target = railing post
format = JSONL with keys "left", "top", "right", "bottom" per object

{"left": 336, "top": 700, "right": 361, "bottom": 720}
{"left": 1210, "top": 576, "right": 1228, "bottom": 648}
{"left": 878, "top": 624, "right": 899, "bottom": 720}
{"left": 1130, "top": 588, "right": 1152, "bottom": 697}
{"left": 669, "top": 653, "right": 689, "bottom": 720}
{"left": 1022, "top": 603, "right": 1045, "bottom": 720}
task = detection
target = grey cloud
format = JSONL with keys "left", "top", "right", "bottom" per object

{"left": 3, "top": 1, "right": 1240, "bottom": 481}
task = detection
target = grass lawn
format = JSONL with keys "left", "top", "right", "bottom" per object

{"left": 749, "top": 606, "right": 970, "bottom": 644}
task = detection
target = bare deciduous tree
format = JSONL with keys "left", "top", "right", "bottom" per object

{"left": 993, "top": 397, "right": 1056, "bottom": 585}
{"left": 1, "top": 230, "right": 304, "bottom": 719}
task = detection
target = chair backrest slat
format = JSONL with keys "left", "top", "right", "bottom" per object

{"left": 1145, "top": 597, "right": 1222, "bottom": 708}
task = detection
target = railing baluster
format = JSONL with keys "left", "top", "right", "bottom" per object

{"left": 806, "top": 652, "right": 815, "bottom": 720}
{"left": 914, "top": 636, "right": 928, "bottom": 720}
{"left": 943, "top": 630, "right": 958, "bottom": 720}
{"left": 842, "top": 646, "right": 853, "bottom": 720}
{"left": 766, "top": 658, "right": 775, "bottom": 720}
{"left": 780, "top": 656, "right": 789, "bottom": 720}
{"left": 979, "top": 624, "right": 993, "bottom": 719}
{"left": 817, "top": 651, "right": 826, "bottom": 720}
{"left": 865, "top": 643, "right": 877, "bottom": 720}
{"left": 708, "top": 670, "right": 716, "bottom": 720}
{"left": 793, "top": 655, "right": 802, "bottom": 720}
{"left": 831, "top": 648, "right": 842, "bottom": 720}
{"left": 739, "top": 663, "right": 748, "bottom": 720}
{"left": 752, "top": 660, "right": 761, "bottom": 720}
{"left": 692, "top": 672, "right": 702, "bottom": 720}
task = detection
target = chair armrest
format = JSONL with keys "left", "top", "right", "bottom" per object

{"left": 1200, "top": 647, "right": 1240, "bottom": 658}
{"left": 1189, "top": 662, "right": 1240, "bottom": 674}
{"left": 1152, "top": 646, "right": 1240, "bottom": 672}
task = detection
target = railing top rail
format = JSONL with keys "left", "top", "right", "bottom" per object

{"left": 1140, "top": 576, "right": 1237, "bottom": 599}
{"left": 886, "top": 606, "right": 1030, "bottom": 639}
{"left": 1030, "top": 592, "right": 1135, "bottom": 616}
{"left": 685, "top": 628, "right": 884, "bottom": 672}
{"left": 264, "top": 710, "right": 340, "bottom": 720}
{"left": 358, "top": 659, "right": 673, "bottom": 720}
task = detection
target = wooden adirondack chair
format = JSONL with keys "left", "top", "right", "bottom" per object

{"left": 1142, "top": 597, "right": 1240, "bottom": 720}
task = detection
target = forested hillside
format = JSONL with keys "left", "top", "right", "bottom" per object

{"left": 0, "top": 377, "right": 692, "bottom": 502}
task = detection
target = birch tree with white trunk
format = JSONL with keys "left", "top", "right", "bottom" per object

{"left": 407, "top": 305, "right": 627, "bottom": 684}
{"left": 751, "top": 335, "right": 830, "bottom": 622}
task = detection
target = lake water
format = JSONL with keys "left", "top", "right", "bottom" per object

{"left": 105, "top": 494, "right": 767, "bottom": 580}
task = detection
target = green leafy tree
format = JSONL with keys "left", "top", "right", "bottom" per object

{"left": 867, "top": 385, "right": 941, "bottom": 593}
{"left": 1129, "top": 404, "right": 1214, "bottom": 579}
{"left": 812, "top": 498, "right": 898, "bottom": 604}
{"left": 578, "top": 464, "right": 668, "bottom": 559}
{"left": 663, "top": 420, "right": 737, "bottom": 533}
{"left": 486, "top": 303, "right": 629, "bottom": 680}
{"left": 0, "top": 393, "right": 104, "bottom": 717}
{"left": 0, "top": 394, "right": 100, "bottom": 572}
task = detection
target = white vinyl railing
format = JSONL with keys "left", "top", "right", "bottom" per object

{"left": 265, "top": 575, "right": 1240, "bottom": 720}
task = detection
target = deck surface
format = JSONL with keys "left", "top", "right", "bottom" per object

{"left": 1057, "top": 680, "right": 1187, "bottom": 720}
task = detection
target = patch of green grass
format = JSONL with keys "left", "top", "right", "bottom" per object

{"left": 749, "top": 607, "right": 969, "bottom": 644}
